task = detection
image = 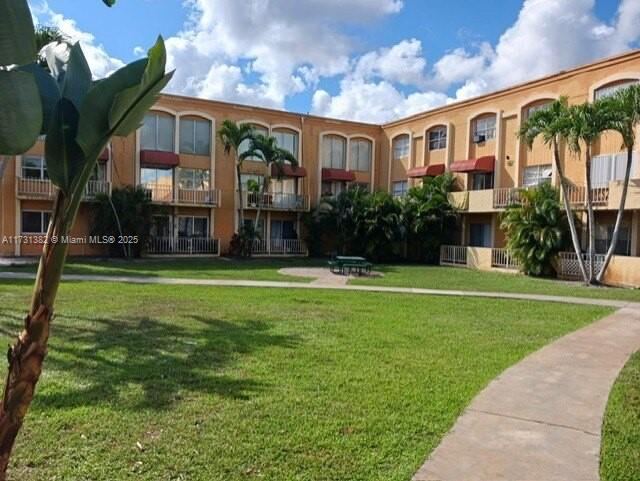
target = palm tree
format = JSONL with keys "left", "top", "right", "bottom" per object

{"left": 217, "top": 120, "right": 256, "bottom": 230}
{"left": 362, "top": 191, "right": 403, "bottom": 260}
{"left": 518, "top": 98, "right": 589, "bottom": 282}
{"left": 566, "top": 100, "right": 618, "bottom": 282}
{"left": 596, "top": 85, "right": 640, "bottom": 282}
{"left": 247, "top": 134, "right": 298, "bottom": 231}
{"left": 34, "top": 26, "right": 69, "bottom": 70}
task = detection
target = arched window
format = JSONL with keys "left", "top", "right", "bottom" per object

{"left": 141, "top": 111, "right": 175, "bottom": 152}
{"left": 594, "top": 79, "right": 639, "bottom": 100}
{"left": 272, "top": 128, "right": 299, "bottom": 160}
{"left": 350, "top": 138, "right": 372, "bottom": 172}
{"left": 524, "top": 100, "right": 552, "bottom": 119}
{"left": 393, "top": 134, "right": 410, "bottom": 160}
{"left": 239, "top": 123, "right": 269, "bottom": 160}
{"left": 323, "top": 135, "right": 346, "bottom": 169}
{"left": 179, "top": 116, "right": 211, "bottom": 155}
{"left": 427, "top": 126, "right": 447, "bottom": 151}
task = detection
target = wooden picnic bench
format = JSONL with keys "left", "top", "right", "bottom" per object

{"left": 329, "top": 256, "right": 372, "bottom": 276}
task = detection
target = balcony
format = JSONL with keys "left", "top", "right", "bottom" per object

{"left": 16, "top": 177, "right": 110, "bottom": 201}
{"left": 252, "top": 238, "right": 308, "bottom": 256}
{"left": 242, "top": 191, "right": 310, "bottom": 212}
{"left": 493, "top": 187, "right": 522, "bottom": 209}
{"left": 562, "top": 184, "right": 609, "bottom": 208}
{"left": 448, "top": 191, "right": 469, "bottom": 210}
{"left": 440, "top": 245, "right": 520, "bottom": 272}
{"left": 141, "top": 184, "right": 221, "bottom": 207}
{"left": 148, "top": 237, "right": 220, "bottom": 255}
{"left": 467, "top": 189, "right": 495, "bottom": 212}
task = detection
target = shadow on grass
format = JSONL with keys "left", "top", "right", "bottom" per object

{"left": 0, "top": 309, "right": 302, "bottom": 411}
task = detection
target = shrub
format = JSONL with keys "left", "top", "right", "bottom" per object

{"left": 229, "top": 224, "right": 258, "bottom": 258}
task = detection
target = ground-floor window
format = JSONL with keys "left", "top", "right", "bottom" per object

{"left": 178, "top": 216, "right": 208, "bottom": 238}
{"left": 270, "top": 220, "right": 297, "bottom": 240}
{"left": 392, "top": 180, "right": 408, "bottom": 198}
{"left": 471, "top": 172, "right": 493, "bottom": 190}
{"left": 244, "top": 219, "right": 266, "bottom": 237}
{"left": 595, "top": 224, "right": 631, "bottom": 256}
{"left": 151, "top": 215, "right": 173, "bottom": 237}
{"left": 21, "top": 210, "right": 50, "bottom": 234}
{"left": 469, "top": 223, "right": 491, "bottom": 247}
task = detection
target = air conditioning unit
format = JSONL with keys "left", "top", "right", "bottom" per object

{"left": 473, "top": 134, "right": 486, "bottom": 143}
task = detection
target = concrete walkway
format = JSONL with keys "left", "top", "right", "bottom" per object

{"left": 2, "top": 271, "right": 640, "bottom": 480}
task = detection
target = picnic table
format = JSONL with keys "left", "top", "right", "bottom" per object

{"left": 328, "top": 256, "right": 373, "bottom": 276}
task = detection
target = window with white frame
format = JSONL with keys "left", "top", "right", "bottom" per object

{"left": 178, "top": 168, "right": 210, "bottom": 190}
{"left": 270, "top": 220, "right": 297, "bottom": 240}
{"left": 525, "top": 102, "right": 551, "bottom": 119}
{"left": 179, "top": 117, "right": 211, "bottom": 155}
{"left": 473, "top": 116, "right": 496, "bottom": 141}
{"left": 594, "top": 79, "right": 639, "bottom": 100}
{"left": 21, "top": 210, "right": 50, "bottom": 234}
{"left": 323, "top": 135, "right": 347, "bottom": 169}
{"left": 22, "top": 156, "right": 47, "bottom": 180}
{"left": 350, "top": 138, "right": 372, "bottom": 172}
{"left": 522, "top": 164, "right": 552, "bottom": 187}
{"left": 591, "top": 152, "right": 639, "bottom": 188}
{"left": 595, "top": 224, "right": 631, "bottom": 256}
{"left": 321, "top": 180, "right": 346, "bottom": 197}
{"left": 428, "top": 126, "right": 447, "bottom": 151}
{"left": 393, "top": 135, "right": 410, "bottom": 160}
{"left": 178, "top": 216, "right": 208, "bottom": 238}
{"left": 141, "top": 112, "right": 175, "bottom": 152}
{"left": 240, "top": 173, "right": 264, "bottom": 192}
{"left": 273, "top": 129, "right": 299, "bottom": 160}
{"left": 239, "top": 125, "right": 269, "bottom": 161}
{"left": 141, "top": 167, "right": 173, "bottom": 187}
{"left": 392, "top": 180, "right": 408, "bottom": 198}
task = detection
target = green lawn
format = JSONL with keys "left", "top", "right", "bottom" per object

{"left": 0, "top": 257, "right": 322, "bottom": 282}
{"left": 0, "top": 279, "right": 610, "bottom": 480}
{"left": 601, "top": 350, "right": 640, "bottom": 481}
{"left": 352, "top": 264, "right": 640, "bottom": 302}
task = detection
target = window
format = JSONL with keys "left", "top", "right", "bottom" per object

{"left": 596, "top": 225, "right": 631, "bottom": 256}
{"left": 240, "top": 173, "right": 264, "bottom": 192}
{"left": 273, "top": 130, "right": 299, "bottom": 160}
{"left": 22, "top": 156, "right": 47, "bottom": 180}
{"left": 595, "top": 80, "right": 639, "bottom": 100}
{"left": 91, "top": 162, "right": 107, "bottom": 182}
{"left": 271, "top": 220, "right": 297, "bottom": 240}
{"left": 21, "top": 211, "right": 50, "bottom": 234}
{"left": 243, "top": 218, "right": 265, "bottom": 237}
{"left": 322, "top": 181, "right": 346, "bottom": 197}
{"left": 178, "top": 168, "right": 210, "bottom": 190}
{"left": 522, "top": 164, "right": 552, "bottom": 187}
{"left": 392, "top": 180, "right": 408, "bottom": 198}
{"left": 350, "top": 139, "right": 372, "bottom": 172}
{"left": 178, "top": 216, "right": 208, "bottom": 238}
{"left": 354, "top": 182, "right": 369, "bottom": 191}
{"left": 525, "top": 102, "right": 551, "bottom": 119}
{"left": 473, "top": 116, "right": 496, "bottom": 141}
{"left": 141, "top": 113, "right": 175, "bottom": 152}
{"left": 239, "top": 125, "right": 268, "bottom": 160}
{"left": 393, "top": 135, "right": 410, "bottom": 160}
{"left": 428, "top": 127, "right": 447, "bottom": 151}
{"left": 471, "top": 173, "right": 493, "bottom": 190}
{"left": 469, "top": 223, "right": 491, "bottom": 247}
{"left": 151, "top": 215, "right": 173, "bottom": 237}
{"left": 141, "top": 167, "right": 173, "bottom": 187}
{"left": 179, "top": 118, "right": 211, "bottom": 155}
{"left": 590, "top": 152, "right": 639, "bottom": 188}
{"left": 323, "top": 135, "right": 346, "bottom": 169}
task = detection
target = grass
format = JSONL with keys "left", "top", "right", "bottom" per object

{"left": 600, "top": 350, "right": 640, "bottom": 481}
{"left": 0, "top": 279, "right": 611, "bottom": 480}
{"left": 0, "top": 257, "right": 323, "bottom": 282}
{"left": 352, "top": 264, "right": 640, "bottom": 302}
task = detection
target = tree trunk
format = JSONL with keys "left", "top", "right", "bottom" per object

{"left": 584, "top": 146, "right": 596, "bottom": 283}
{"left": 236, "top": 161, "right": 244, "bottom": 231}
{"left": 597, "top": 147, "right": 634, "bottom": 282}
{"left": 0, "top": 192, "right": 70, "bottom": 477}
{"left": 553, "top": 138, "right": 589, "bottom": 283}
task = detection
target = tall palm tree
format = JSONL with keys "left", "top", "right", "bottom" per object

{"left": 566, "top": 100, "right": 618, "bottom": 282}
{"left": 248, "top": 134, "right": 298, "bottom": 231}
{"left": 596, "top": 85, "right": 640, "bottom": 282}
{"left": 34, "top": 26, "right": 69, "bottom": 70}
{"left": 518, "top": 97, "right": 588, "bottom": 282}
{"left": 217, "top": 120, "right": 256, "bottom": 230}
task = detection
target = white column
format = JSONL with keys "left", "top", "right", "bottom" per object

{"left": 632, "top": 210, "right": 639, "bottom": 256}
{"left": 266, "top": 211, "right": 271, "bottom": 255}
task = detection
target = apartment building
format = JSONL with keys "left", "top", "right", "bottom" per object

{"left": 2, "top": 50, "right": 640, "bottom": 284}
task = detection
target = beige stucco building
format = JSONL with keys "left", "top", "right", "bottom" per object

{"left": 3, "top": 49, "right": 640, "bottom": 285}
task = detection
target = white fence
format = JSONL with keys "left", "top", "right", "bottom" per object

{"left": 563, "top": 184, "right": 609, "bottom": 207}
{"left": 17, "top": 177, "right": 110, "bottom": 200}
{"left": 177, "top": 188, "right": 220, "bottom": 206}
{"left": 148, "top": 237, "right": 220, "bottom": 255}
{"left": 493, "top": 187, "right": 522, "bottom": 209}
{"left": 557, "top": 251, "right": 605, "bottom": 280}
{"left": 252, "top": 238, "right": 307, "bottom": 256}
{"left": 491, "top": 248, "right": 520, "bottom": 270}
{"left": 243, "top": 192, "right": 309, "bottom": 211}
{"left": 440, "top": 245, "right": 468, "bottom": 266}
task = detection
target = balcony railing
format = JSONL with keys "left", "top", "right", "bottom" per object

{"left": 493, "top": 187, "right": 522, "bottom": 209}
{"left": 557, "top": 251, "right": 605, "bottom": 280}
{"left": 440, "top": 245, "right": 468, "bottom": 266}
{"left": 242, "top": 191, "right": 310, "bottom": 211}
{"left": 148, "top": 237, "right": 220, "bottom": 255}
{"left": 252, "top": 238, "right": 307, "bottom": 256}
{"left": 141, "top": 184, "right": 221, "bottom": 207}
{"left": 562, "top": 184, "right": 609, "bottom": 207}
{"left": 491, "top": 248, "right": 520, "bottom": 270}
{"left": 17, "top": 176, "right": 110, "bottom": 201}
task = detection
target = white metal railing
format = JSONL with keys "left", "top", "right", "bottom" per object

{"left": 84, "top": 180, "right": 111, "bottom": 200}
{"left": 491, "top": 248, "right": 520, "bottom": 270}
{"left": 440, "top": 245, "right": 468, "bottom": 266}
{"left": 148, "top": 237, "right": 220, "bottom": 255}
{"left": 243, "top": 191, "right": 309, "bottom": 211}
{"left": 563, "top": 184, "right": 609, "bottom": 207}
{"left": 252, "top": 238, "right": 307, "bottom": 256}
{"left": 557, "top": 251, "right": 605, "bottom": 280}
{"left": 17, "top": 176, "right": 110, "bottom": 200}
{"left": 177, "top": 188, "right": 220, "bottom": 206}
{"left": 141, "top": 184, "right": 174, "bottom": 203}
{"left": 493, "top": 187, "right": 522, "bottom": 209}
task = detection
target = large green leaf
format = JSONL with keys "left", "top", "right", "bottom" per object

{"left": 45, "top": 98, "right": 85, "bottom": 192}
{"left": 18, "top": 63, "right": 61, "bottom": 134}
{"left": 0, "top": 70, "right": 42, "bottom": 154}
{"left": 61, "top": 43, "right": 92, "bottom": 110}
{"left": 0, "top": 0, "right": 36, "bottom": 66}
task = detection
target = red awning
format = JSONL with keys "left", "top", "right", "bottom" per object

{"left": 272, "top": 164, "right": 307, "bottom": 177}
{"left": 407, "top": 164, "right": 445, "bottom": 178}
{"left": 140, "top": 150, "right": 180, "bottom": 168}
{"left": 98, "top": 148, "right": 110, "bottom": 161}
{"left": 322, "top": 168, "right": 356, "bottom": 182}
{"left": 450, "top": 155, "right": 495, "bottom": 173}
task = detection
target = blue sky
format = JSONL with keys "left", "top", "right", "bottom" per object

{"left": 32, "top": 0, "right": 639, "bottom": 123}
